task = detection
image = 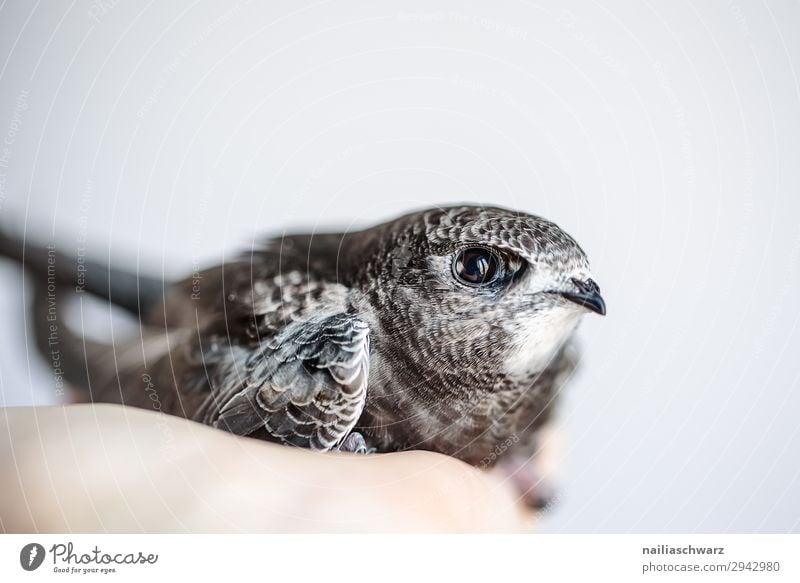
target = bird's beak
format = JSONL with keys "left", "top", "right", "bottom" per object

{"left": 559, "top": 278, "right": 606, "bottom": 316}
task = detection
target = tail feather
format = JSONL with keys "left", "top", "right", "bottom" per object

{"left": 0, "top": 228, "right": 165, "bottom": 318}
{"left": 1, "top": 226, "right": 168, "bottom": 392}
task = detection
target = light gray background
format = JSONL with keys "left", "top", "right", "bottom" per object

{"left": 1, "top": 0, "right": 798, "bottom": 532}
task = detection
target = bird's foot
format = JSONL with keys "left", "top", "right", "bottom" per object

{"left": 337, "top": 432, "right": 374, "bottom": 454}
{"left": 497, "top": 454, "right": 557, "bottom": 510}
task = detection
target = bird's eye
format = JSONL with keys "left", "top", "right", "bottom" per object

{"left": 452, "top": 248, "right": 501, "bottom": 287}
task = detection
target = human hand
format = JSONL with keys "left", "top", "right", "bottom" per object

{"left": 0, "top": 404, "right": 536, "bottom": 532}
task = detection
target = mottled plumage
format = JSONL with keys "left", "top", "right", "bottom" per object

{"left": 2, "top": 204, "right": 605, "bottom": 506}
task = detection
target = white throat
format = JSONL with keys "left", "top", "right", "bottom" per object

{"left": 503, "top": 306, "right": 582, "bottom": 378}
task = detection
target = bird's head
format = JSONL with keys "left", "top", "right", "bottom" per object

{"left": 354, "top": 205, "right": 605, "bottom": 387}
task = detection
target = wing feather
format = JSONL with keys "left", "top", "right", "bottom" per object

{"left": 213, "top": 313, "right": 370, "bottom": 451}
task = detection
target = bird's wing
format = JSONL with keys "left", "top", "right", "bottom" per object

{"left": 213, "top": 313, "right": 370, "bottom": 451}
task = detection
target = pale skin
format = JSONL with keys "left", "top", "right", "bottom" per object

{"left": 0, "top": 404, "right": 539, "bottom": 532}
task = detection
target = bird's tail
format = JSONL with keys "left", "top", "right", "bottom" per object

{"left": 0, "top": 226, "right": 166, "bottom": 392}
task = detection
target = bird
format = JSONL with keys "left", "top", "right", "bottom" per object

{"left": 0, "top": 204, "right": 605, "bottom": 507}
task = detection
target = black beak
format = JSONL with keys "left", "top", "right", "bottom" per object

{"left": 560, "top": 278, "right": 606, "bottom": 316}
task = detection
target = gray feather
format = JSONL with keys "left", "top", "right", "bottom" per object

{"left": 214, "top": 313, "right": 369, "bottom": 451}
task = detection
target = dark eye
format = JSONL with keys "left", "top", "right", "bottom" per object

{"left": 452, "top": 248, "right": 501, "bottom": 287}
